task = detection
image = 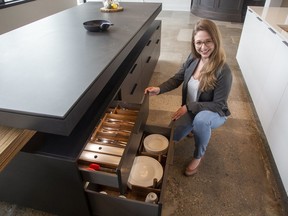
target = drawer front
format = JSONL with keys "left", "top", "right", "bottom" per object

{"left": 84, "top": 125, "right": 174, "bottom": 216}
{"left": 86, "top": 186, "right": 160, "bottom": 216}
{"left": 142, "top": 20, "right": 161, "bottom": 88}
{"left": 121, "top": 57, "right": 144, "bottom": 103}
{"left": 142, "top": 20, "right": 161, "bottom": 65}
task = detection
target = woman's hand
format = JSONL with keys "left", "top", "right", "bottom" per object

{"left": 172, "top": 105, "right": 187, "bottom": 121}
{"left": 144, "top": 87, "right": 160, "bottom": 96}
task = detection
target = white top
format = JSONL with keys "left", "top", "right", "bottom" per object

{"left": 187, "top": 76, "right": 199, "bottom": 104}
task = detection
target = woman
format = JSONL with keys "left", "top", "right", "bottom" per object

{"left": 144, "top": 19, "right": 232, "bottom": 176}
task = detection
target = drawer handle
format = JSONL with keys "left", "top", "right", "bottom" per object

{"left": 283, "top": 41, "right": 288, "bottom": 47}
{"left": 146, "top": 40, "right": 151, "bottom": 46}
{"left": 256, "top": 17, "right": 262, "bottom": 22}
{"left": 156, "top": 39, "right": 160, "bottom": 44}
{"left": 268, "top": 27, "right": 276, "bottom": 34}
{"left": 146, "top": 56, "right": 151, "bottom": 63}
{"left": 130, "top": 83, "right": 137, "bottom": 95}
{"left": 156, "top": 25, "right": 160, "bottom": 30}
{"left": 129, "top": 63, "right": 137, "bottom": 74}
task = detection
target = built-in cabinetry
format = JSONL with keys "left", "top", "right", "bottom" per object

{"left": 0, "top": 3, "right": 169, "bottom": 216}
{"left": 121, "top": 21, "right": 161, "bottom": 104}
{"left": 191, "top": 0, "right": 244, "bottom": 22}
{"left": 236, "top": 7, "right": 288, "bottom": 195}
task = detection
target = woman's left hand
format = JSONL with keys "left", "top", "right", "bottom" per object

{"left": 172, "top": 105, "right": 187, "bottom": 121}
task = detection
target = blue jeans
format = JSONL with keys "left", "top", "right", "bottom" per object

{"left": 173, "top": 110, "right": 227, "bottom": 159}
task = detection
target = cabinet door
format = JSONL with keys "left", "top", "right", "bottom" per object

{"left": 236, "top": 9, "right": 276, "bottom": 131}
{"left": 218, "top": 0, "right": 243, "bottom": 11}
{"left": 266, "top": 77, "right": 288, "bottom": 194}
{"left": 257, "top": 38, "right": 288, "bottom": 133}
{"left": 250, "top": 19, "right": 279, "bottom": 132}
{"left": 237, "top": 9, "right": 256, "bottom": 83}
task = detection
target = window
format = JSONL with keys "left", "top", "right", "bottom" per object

{"left": 0, "top": 0, "right": 35, "bottom": 9}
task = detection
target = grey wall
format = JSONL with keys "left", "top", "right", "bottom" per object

{"left": 0, "top": 0, "right": 77, "bottom": 34}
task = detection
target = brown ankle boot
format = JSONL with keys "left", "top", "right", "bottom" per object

{"left": 184, "top": 158, "right": 202, "bottom": 176}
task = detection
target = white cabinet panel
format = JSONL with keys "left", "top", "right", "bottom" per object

{"left": 237, "top": 7, "right": 288, "bottom": 195}
{"left": 258, "top": 38, "right": 288, "bottom": 132}
{"left": 237, "top": 9, "right": 276, "bottom": 131}
{"left": 237, "top": 10, "right": 261, "bottom": 100}
{"left": 267, "top": 83, "right": 288, "bottom": 194}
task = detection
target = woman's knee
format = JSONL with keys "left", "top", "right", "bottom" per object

{"left": 193, "top": 111, "right": 212, "bottom": 128}
{"left": 193, "top": 110, "right": 226, "bottom": 129}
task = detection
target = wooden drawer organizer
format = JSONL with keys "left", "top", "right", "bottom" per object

{"left": 78, "top": 96, "right": 149, "bottom": 194}
{"left": 84, "top": 125, "right": 174, "bottom": 216}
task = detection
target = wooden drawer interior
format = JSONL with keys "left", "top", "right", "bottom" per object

{"left": 78, "top": 97, "right": 149, "bottom": 193}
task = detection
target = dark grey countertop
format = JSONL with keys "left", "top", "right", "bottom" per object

{"left": 0, "top": 2, "right": 161, "bottom": 135}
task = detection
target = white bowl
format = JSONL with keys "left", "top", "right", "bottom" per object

{"left": 143, "top": 134, "right": 169, "bottom": 155}
{"left": 127, "top": 156, "right": 163, "bottom": 189}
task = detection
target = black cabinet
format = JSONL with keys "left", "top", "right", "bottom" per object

{"left": 121, "top": 20, "right": 161, "bottom": 104}
{"left": 191, "top": 0, "right": 244, "bottom": 22}
{"left": 0, "top": 20, "right": 162, "bottom": 216}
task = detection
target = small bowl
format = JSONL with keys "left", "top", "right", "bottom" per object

{"left": 83, "top": 20, "right": 114, "bottom": 32}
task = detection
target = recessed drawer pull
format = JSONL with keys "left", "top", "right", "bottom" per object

{"left": 156, "top": 39, "right": 160, "bottom": 44}
{"left": 146, "top": 56, "right": 151, "bottom": 63}
{"left": 129, "top": 64, "right": 137, "bottom": 74}
{"left": 256, "top": 17, "right": 262, "bottom": 22}
{"left": 146, "top": 40, "right": 151, "bottom": 46}
{"left": 130, "top": 83, "right": 137, "bottom": 95}
{"left": 268, "top": 27, "right": 276, "bottom": 34}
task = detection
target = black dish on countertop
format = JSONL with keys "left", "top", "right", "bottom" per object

{"left": 83, "top": 20, "right": 114, "bottom": 32}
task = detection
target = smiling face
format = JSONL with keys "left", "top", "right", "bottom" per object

{"left": 194, "top": 30, "right": 215, "bottom": 60}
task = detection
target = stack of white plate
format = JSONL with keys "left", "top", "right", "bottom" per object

{"left": 143, "top": 134, "right": 169, "bottom": 155}
{"left": 127, "top": 156, "right": 163, "bottom": 189}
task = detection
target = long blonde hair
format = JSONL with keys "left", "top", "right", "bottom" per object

{"left": 191, "top": 19, "right": 226, "bottom": 92}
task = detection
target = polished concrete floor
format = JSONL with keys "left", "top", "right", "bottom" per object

{"left": 1, "top": 10, "right": 288, "bottom": 216}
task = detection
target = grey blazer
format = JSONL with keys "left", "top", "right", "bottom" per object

{"left": 158, "top": 54, "right": 233, "bottom": 117}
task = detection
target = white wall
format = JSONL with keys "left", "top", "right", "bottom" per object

{"left": 265, "top": 0, "right": 288, "bottom": 6}
{"left": 86, "top": 0, "right": 191, "bottom": 11}
{"left": 0, "top": 0, "right": 77, "bottom": 34}
{"left": 143, "top": 0, "right": 191, "bottom": 11}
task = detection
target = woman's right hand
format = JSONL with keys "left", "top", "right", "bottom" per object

{"left": 144, "top": 87, "right": 160, "bottom": 96}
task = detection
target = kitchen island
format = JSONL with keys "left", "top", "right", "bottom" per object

{"left": 0, "top": 2, "right": 162, "bottom": 215}
{"left": 237, "top": 6, "right": 288, "bottom": 195}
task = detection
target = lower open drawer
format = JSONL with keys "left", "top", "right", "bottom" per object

{"left": 84, "top": 125, "right": 174, "bottom": 216}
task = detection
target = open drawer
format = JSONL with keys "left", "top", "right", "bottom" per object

{"left": 78, "top": 96, "right": 149, "bottom": 194}
{"left": 84, "top": 125, "right": 174, "bottom": 216}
